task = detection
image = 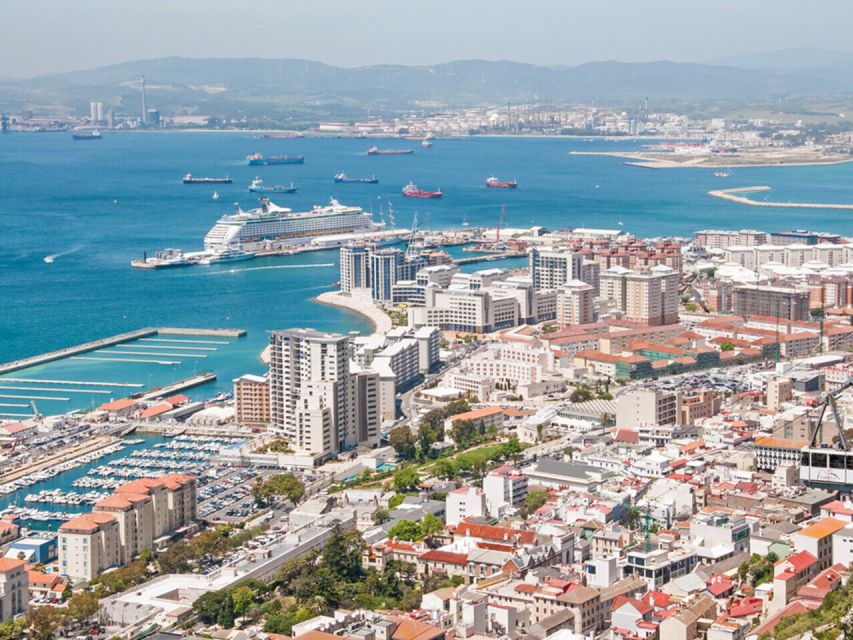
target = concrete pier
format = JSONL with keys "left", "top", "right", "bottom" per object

{"left": 709, "top": 186, "right": 853, "bottom": 210}
{"left": 137, "top": 372, "right": 217, "bottom": 401}
{"left": 0, "top": 326, "right": 245, "bottom": 376}
{"left": 158, "top": 327, "right": 246, "bottom": 337}
{"left": 0, "top": 378, "right": 144, "bottom": 388}
{"left": 0, "top": 328, "right": 157, "bottom": 375}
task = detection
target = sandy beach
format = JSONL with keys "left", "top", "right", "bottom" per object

{"left": 314, "top": 291, "right": 393, "bottom": 336}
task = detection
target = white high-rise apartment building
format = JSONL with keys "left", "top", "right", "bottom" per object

{"left": 270, "top": 329, "right": 353, "bottom": 458}
{"left": 556, "top": 280, "right": 596, "bottom": 325}
{"left": 602, "top": 265, "right": 679, "bottom": 326}
{"left": 269, "top": 328, "right": 380, "bottom": 458}
{"left": 530, "top": 248, "right": 584, "bottom": 291}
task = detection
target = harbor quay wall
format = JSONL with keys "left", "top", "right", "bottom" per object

{"left": 0, "top": 435, "right": 117, "bottom": 485}
{"left": 157, "top": 327, "right": 247, "bottom": 337}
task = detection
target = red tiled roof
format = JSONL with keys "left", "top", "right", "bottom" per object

{"left": 419, "top": 549, "right": 468, "bottom": 565}
{"left": 611, "top": 595, "right": 653, "bottom": 615}
{"left": 454, "top": 522, "right": 536, "bottom": 545}
{"left": 0, "top": 558, "right": 25, "bottom": 572}
{"left": 727, "top": 596, "right": 763, "bottom": 618}
{"left": 783, "top": 550, "right": 818, "bottom": 574}
{"left": 98, "top": 397, "right": 137, "bottom": 412}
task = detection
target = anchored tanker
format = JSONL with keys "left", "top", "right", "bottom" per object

{"left": 203, "top": 198, "right": 381, "bottom": 251}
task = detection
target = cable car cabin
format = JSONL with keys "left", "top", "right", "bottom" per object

{"left": 800, "top": 448, "right": 853, "bottom": 492}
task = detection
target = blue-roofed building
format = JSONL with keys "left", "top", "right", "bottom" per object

{"left": 4, "top": 536, "right": 57, "bottom": 564}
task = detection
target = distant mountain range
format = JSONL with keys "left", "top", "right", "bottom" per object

{"left": 3, "top": 52, "right": 853, "bottom": 122}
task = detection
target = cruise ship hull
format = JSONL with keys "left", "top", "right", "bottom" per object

{"left": 203, "top": 199, "right": 380, "bottom": 251}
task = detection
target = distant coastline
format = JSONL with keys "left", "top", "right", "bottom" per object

{"left": 570, "top": 150, "right": 853, "bottom": 169}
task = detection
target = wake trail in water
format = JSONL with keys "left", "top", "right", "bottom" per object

{"left": 43, "top": 244, "right": 84, "bottom": 263}
{"left": 196, "top": 263, "right": 335, "bottom": 276}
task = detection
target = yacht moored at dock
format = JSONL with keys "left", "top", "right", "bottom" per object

{"left": 198, "top": 248, "right": 256, "bottom": 265}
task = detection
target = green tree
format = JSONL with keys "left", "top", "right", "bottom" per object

{"left": 264, "top": 607, "right": 313, "bottom": 635}
{"left": 420, "top": 513, "right": 445, "bottom": 538}
{"left": 524, "top": 490, "right": 550, "bottom": 515}
{"left": 373, "top": 508, "right": 391, "bottom": 524}
{"left": 389, "top": 426, "right": 418, "bottom": 460}
{"left": 499, "top": 438, "right": 524, "bottom": 463}
{"left": 157, "top": 540, "right": 193, "bottom": 573}
{"left": 28, "top": 606, "right": 64, "bottom": 640}
{"left": 294, "top": 566, "right": 341, "bottom": 613}
{"left": 569, "top": 387, "right": 593, "bottom": 403}
{"left": 394, "top": 465, "right": 421, "bottom": 492}
{"left": 255, "top": 473, "right": 305, "bottom": 504}
{"left": 274, "top": 553, "right": 316, "bottom": 595}
{"left": 322, "top": 522, "right": 365, "bottom": 582}
{"left": 432, "top": 457, "right": 457, "bottom": 480}
{"left": 193, "top": 589, "right": 237, "bottom": 627}
{"left": 388, "top": 520, "right": 423, "bottom": 541}
{"left": 450, "top": 419, "right": 479, "bottom": 449}
{"left": 66, "top": 590, "right": 100, "bottom": 623}
{"left": 719, "top": 340, "right": 735, "bottom": 352}
{"left": 417, "top": 414, "right": 444, "bottom": 457}
{"left": 232, "top": 585, "right": 256, "bottom": 618}
{"left": 0, "top": 619, "right": 27, "bottom": 640}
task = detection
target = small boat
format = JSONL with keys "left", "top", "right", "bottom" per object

{"left": 367, "top": 146, "right": 414, "bottom": 156}
{"left": 199, "top": 248, "right": 256, "bottom": 265}
{"left": 248, "top": 178, "right": 297, "bottom": 193}
{"left": 72, "top": 129, "right": 102, "bottom": 141}
{"left": 212, "top": 191, "right": 220, "bottom": 200}
{"left": 334, "top": 172, "right": 378, "bottom": 184}
{"left": 486, "top": 176, "right": 518, "bottom": 189}
{"left": 402, "top": 181, "right": 442, "bottom": 199}
{"left": 43, "top": 256, "right": 55, "bottom": 264}
{"left": 421, "top": 139, "right": 433, "bottom": 148}
{"left": 183, "top": 174, "right": 232, "bottom": 184}
{"left": 714, "top": 171, "right": 731, "bottom": 178}
{"left": 246, "top": 153, "right": 304, "bottom": 166}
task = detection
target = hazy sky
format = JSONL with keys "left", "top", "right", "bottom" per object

{"left": 2, "top": 0, "right": 852, "bottom": 77}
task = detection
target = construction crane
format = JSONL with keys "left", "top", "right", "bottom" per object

{"left": 30, "top": 400, "right": 42, "bottom": 421}
{"left": 496, "top": 205, "right": 505, "bottom": 243}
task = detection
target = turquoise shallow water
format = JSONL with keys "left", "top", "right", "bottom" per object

{"left": 1, "top": 132, "right": 852, "bottom": 414}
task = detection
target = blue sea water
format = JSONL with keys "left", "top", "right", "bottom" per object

{"left": 2, "top": 132, "right": 852, "bottom": 414}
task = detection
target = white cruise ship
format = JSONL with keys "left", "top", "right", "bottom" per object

{"left": 203, "top": 198, "right": 381, "bottom": 251}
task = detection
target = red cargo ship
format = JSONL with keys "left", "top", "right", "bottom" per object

{"left": 486, "top": 176, "right": 518, "bottom": 189}
{"left": 402, "top": 181, "right": 443, "bottom": 199}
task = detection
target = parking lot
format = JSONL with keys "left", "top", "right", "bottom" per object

{"left": 197, "top": 468, "right": 261, "bottom": 522}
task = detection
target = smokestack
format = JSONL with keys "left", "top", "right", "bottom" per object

{"left": 141, "top": 75, "right": 148, "bottom": 126}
